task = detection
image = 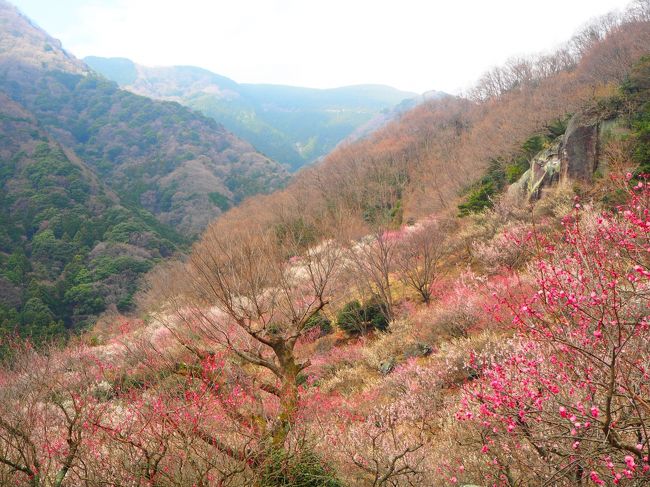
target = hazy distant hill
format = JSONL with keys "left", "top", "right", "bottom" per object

{"left": 339, "top": 89, "right": 450, "bottom": 147}
{"left": 85, "top": 56, "right": 419, "bottom": 170}
{"left": 0, "top": 0, "right": 289, "bottom": 336}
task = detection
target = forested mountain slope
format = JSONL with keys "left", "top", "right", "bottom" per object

{"left": 84, "top": 56, "right": 421, "bottom": 170}
{"left": 0, "top": 0, "right": 289, "bottom": 339}
{"left": 0, "top": 91, "right": 185, "bottom": 337}
{"left": 0, "top": 1, "right": 288, "bottom": 235}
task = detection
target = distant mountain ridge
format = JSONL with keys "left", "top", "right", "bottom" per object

{"left": 84, "top": 56, "right": 422, "bottom": 169}
{"left": 0, "top": 2, "right": 289, "bottom": 235}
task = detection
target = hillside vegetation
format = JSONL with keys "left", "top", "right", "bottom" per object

{"left": 0, "top": 0, "right": 288, "bottom": 341}
{"left": 0, "top": 96, "right": 185, "bottom": 338}
{"left": 1, "top": 1, "right": 650, "bottom": 486}
{"left": 84, "top": 56, "right": 422, "bottom": 170}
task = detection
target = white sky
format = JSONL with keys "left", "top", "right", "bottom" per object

{"left": 11, "top": 0, "right": 635, "bottom": 94}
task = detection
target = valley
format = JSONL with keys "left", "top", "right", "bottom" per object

{"left": 0, "top": 0, "right": 649, "bottom": 486}
{"left": 84, "top": 55, "right": 424, "bottom": 170}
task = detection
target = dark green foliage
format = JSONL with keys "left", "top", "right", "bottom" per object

{"left": 0, "top": 139, "right": 183, "bottom": 343}
{"left": 521, "top": 135, "right": 546, "bottom": 158}
{"left": 503, "top": 134, "right": 554, "bottom": 184}
{"left": 507, "top": 134, "right": 557, "bottom": 184}
{"left": 21, "top": 297, "right": 54, "bottom": 328}
{"left": 622, "top": 57, "right": 650, "bottom": 175}
{"left": 337, "top": 301, "right": 363, "bottom": 334}
{"left": 208, "top": 191, "right": 231, "bottom": 211}
{"left": 632, "top": 105, "right": 650, "bottom": 173}
{"left": 504, "top": 161, "right": 528, "bottom": 184}
{"left": 388, "top": 198, "right": 404, "bottom": 225}
{"left": 3, "top": 251, "right": 30, "bottom": 285}
{"left": 63, "top": 284, "right": 105, "bottom": 315}
{"left": 337, "top": 300, "right": 389, "bottom": 335}
{"left": 545, "top": 116, "right": 570, "bottom": 138}
{"left": 259, "top": 447, "right": 344, "bottom": 487}
{"left": 458, "top": 129, "right": 568, "bottom": 215}
{"left": 458, "top": 159, "right": 506, "bottom": 216}
{"left": 13, "top": 297, "right": 65, "bottom": 345}
{"left": 633, "top": 112, "right": 650, "bottom": 172}
{"left": 225, "top": 172, "right": 273, "bottom": 201}
{"left": 457, "top": 179, "right": 499, "bottom": 215}
{"left": 363, "top": 192, "right": 406, "bottom": 228}
{"left": 304, "top": 311, "right": 333, "bottom": 336}
{"left": 91, "top": 256, "right": 153, "bottom": 279}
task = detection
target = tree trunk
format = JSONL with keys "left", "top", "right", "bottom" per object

{"left": 271, "top": 346, "right": 300, "bottom": 447}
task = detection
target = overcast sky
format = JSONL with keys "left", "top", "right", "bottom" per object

{"left": 11, "top": 0, "right": 634, "bottom": 94}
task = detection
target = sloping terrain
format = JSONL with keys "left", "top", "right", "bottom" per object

{"left": 84, "top": 56, "right": 421, "bottom": 170}
{"left": 0, "top": 1, "right": 289, "bottom": 236}
{"left": 0, "top": 0, "right": 289, "bottom": 337}
{"left": 0, "top": 2, "right": 649, "bottom": 486}
{"left": 0, "top": 91, "right": 186, "bottom": 336}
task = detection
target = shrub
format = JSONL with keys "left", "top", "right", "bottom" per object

{"left": 336, "top": 299, "right": 389, "bottom": 335}
{"left": 259, "top": 447, "right": 343, "bottom": 487}
{"left": 472, "top": 222, "right": 532, "bottom": 274}
{"left": 304, "top": 311, "right": 333, "bottom": 336}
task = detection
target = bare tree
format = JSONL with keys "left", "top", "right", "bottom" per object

{"left": 159, "top": 220, "right": 342, "bottom": 461}
{"left": 0, "top": 343, "right": 99, "bottom": 487}
{"left": 394, "top": 219, "right": 451, "bottom": 304}
{"left": 628, "top": 0, "right": 650, "bottom": 21}
{"left": 349, "top": 229, "right": 399, "bottom": 322}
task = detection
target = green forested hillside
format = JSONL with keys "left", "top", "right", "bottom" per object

{"left": 0, "top": 0, "right": 289, "bottom": 342}
{"left": 0, "top": 94, "right": 187, "bottom": 340}
{"left": 1, "top": 67, "right": 289, "bottom": 233}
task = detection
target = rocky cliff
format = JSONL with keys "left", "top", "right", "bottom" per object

{"left": 514, "top": 111, "right": 626, "bottom": 199}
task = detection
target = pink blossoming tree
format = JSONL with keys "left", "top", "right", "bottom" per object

{"left": 457, "top": 182, "right": 650, "bottom": 485}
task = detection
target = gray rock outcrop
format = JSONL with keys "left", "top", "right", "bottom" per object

{"left": 512, "top": 111, "right": 623, "bottom": 200}
{"left": 561, "top": 116, "right": 600, "bottom": 183}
